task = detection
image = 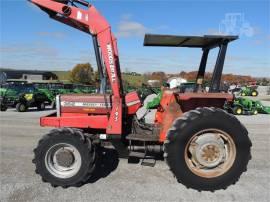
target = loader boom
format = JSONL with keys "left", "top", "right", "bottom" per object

{"left": 30, "top": 0, "right": 123, "bottom": 134}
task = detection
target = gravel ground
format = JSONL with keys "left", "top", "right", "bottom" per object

{"left": 1, "top": 99, "right": 270, "bottom": 202}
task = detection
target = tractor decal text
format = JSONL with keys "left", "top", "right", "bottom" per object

{"left": 61, "top": 101, "right": 111, "bottom": 108}
{"left": 77, "top": 11, "right": 82, "bottom": 20}
{"left": 106, "top": 44, "right": 116, "bottom": 83}
{"left": 114, "top": 105, "right": 119, "bottom": 122}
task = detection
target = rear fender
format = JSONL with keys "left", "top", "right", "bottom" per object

{"left": 155, "top": 91, "right": 234, "bottom": 142}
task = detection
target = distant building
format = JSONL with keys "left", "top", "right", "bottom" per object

{"left": 167, "top": 77, "right": 187, "bottom": 88}
{"left": 0, "top": 69, "right": 58, "bottom": 81}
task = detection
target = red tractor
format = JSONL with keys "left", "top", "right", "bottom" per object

{"left": 30, "top": 0, "right": 251, "bottom": 191}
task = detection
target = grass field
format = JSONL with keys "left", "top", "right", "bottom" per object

{"left": 122, "top": 74, "right": 145, "bottom": 87}
{"left": 52, "top": 71, "right": 71, "bottom": 81}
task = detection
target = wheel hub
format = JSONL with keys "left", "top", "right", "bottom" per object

{"left": 185, "top": 129, "right": 236, "bottom": 178}
{"left": 201, "top": 145, "right": 219, "bottom": 161}
{"left": 200, "top": 144, "right": 222, "bottom": 166}
{"left": 45, "top": 143, "right": 82, "bottom": 179}
{"left": 191, "top": 134, "right": 225, "bottom": 168}
{"left": 237, "top": 109, "right": 242, "bottom": 114}
{"left": 55, "top": 149, "right": 75, "bottom": 167}
{"left": 20, "top": 105, "right": 25, "bottom": 111}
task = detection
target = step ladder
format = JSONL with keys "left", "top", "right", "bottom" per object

{"left": 126, "top": 133, "right": 159, "bottom": 167}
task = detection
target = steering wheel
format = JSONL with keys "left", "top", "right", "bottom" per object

{"left": 137, "top": 84, "right": 159, "bottom": 102}
{"left": 141, "top": 83, "right": 158, "bottom": 95}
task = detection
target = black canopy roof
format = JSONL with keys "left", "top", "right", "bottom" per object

{"left": 144, "top": 34, "right": 238, "bottom": 49}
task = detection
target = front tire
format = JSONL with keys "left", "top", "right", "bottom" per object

{"left": 37, "top": 102, "right": 46, "bottom": 111}
{"left": 251, "top": 90, "right": 258, "bottom": 97}
{"left": 232, "top": 105, "right": 243, "bottom": 115}
{"left": 0, "top": 105, "right": 7, "bottom": 111}
{"left": 164, "top": 107, "right": 251, "bottom": 191}
{"left": 16, "top": 103, "right": 27, "bottom": 112}
{"left": 33, "top": 128, "right": 96, "bottom": 188}
{"left": 253, "top": 109, "right": 258, "bottom": 115}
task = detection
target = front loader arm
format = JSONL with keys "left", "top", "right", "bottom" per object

{"left": 30, "top": 0, "right": 123, "bottom": 134}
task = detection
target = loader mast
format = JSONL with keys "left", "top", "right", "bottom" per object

{"left": 30, "top": 0, "right": 123, "bottom": 134}
{"left": 92, "top": 35, "right": 105, "bottom": 93}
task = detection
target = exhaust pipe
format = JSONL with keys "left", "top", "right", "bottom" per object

{"left": 129, "top": 145, "right": 163, "bottom": 153}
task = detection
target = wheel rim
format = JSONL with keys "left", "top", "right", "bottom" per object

{"left": 236, "top": 108, "right": 242, "bottom": 114}
{"left": 184, "top": 129, "right": 236, "bottom": 178}
{"left": 20, "top": 104, "right": 25, "bottom": 111}
{"left": 252, "top": 92, "right": 256, "bottom": 96}
{"left": 45, "top": 143, "right": 82, "bottom": 179}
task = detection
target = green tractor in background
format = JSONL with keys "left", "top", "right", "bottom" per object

{"left": 34, "top": 83, "right": 57, "bottom": 109}
{"left": 240, "top": 86, "right": 258, "bottom": 96}
{"left": 0, "top": 84, "right": 50, "bottom": 112}
{"left": 72, "top": 84, "right": 96, "bottom": 94}
{"left": 224, "top": 97, "right": 270, "bottom": 115}
{"left": 254, "top": 100, "right": 270, "bottom": 114}
{"left": 224, "top": 97, "right": 258, "bottom": 115}
{"left": 0, "top": 84, "right": 9, "bottom": 111}
{"left": 41, "top": 83, "right": 72, "bottom": 97}
{"left": 35, "top": 83, "right": 97, "bottom": 108}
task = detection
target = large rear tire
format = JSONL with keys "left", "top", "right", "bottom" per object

{"left": 33, "top": 128, "right": 96, "bottom": 188}
{"left": 164, "top": 107, "right": 251, "bottom": 191}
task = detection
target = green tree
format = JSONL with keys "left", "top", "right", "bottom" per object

{"left": 70, "top": 63, "right": 94, "bottom": 84}
{"left": 93, "top": 70, "right": 100, "bottom": 88}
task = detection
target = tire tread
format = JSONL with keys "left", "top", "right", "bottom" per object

{"left": 164, "top": 107, "right": 251, "bottom": 191}
{"left": 33, "top": 128, "right": 96, "bottom": 188}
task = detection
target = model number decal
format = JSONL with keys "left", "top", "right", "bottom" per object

{"left": 77, "top": 11, "right": 82, "bottom": 20}
{"left": 61, "top": 101, "right": 111, "bottom": 108}
{"left": 114, "top": 105, "right": 119, "bottom": 122}
{"left": 106, "top": 44, "right": 116, "bottom": 83}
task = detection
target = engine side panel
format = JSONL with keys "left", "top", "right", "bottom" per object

{"left": 60, "top": 94, "right": 111, "bottom": 114}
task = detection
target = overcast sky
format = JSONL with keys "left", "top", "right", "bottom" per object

{"left": 1, "top": 0, "right": 269, "bottom": 77}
